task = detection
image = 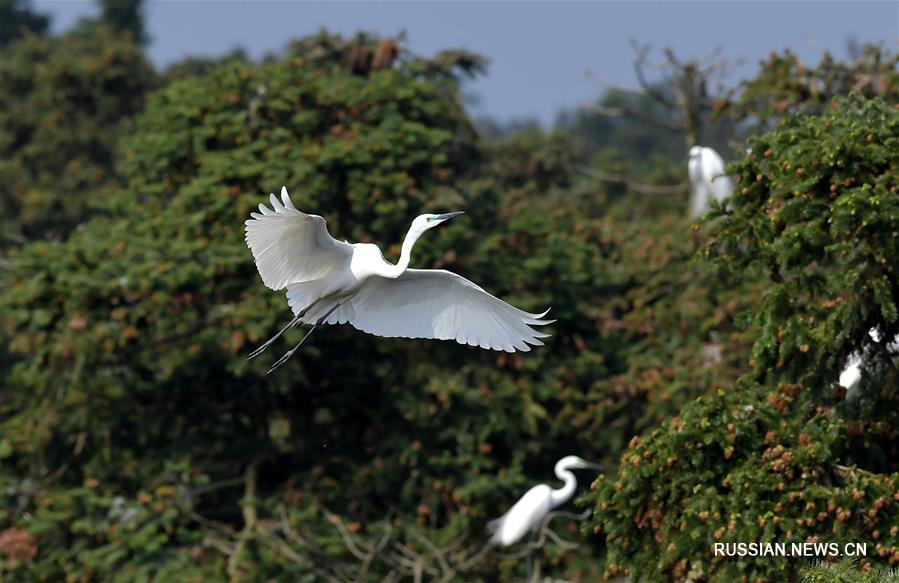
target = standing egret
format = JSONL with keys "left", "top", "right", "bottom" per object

{"left": 245, "top": 187, "right": 553, "bottom": 372}
{"left": 489, "top": 456, "right": 601, "bottom": 545}
{"left": 488, "top": 456, "right": 601, "bottom": 579}
{"left": 688, "top": 146, "right": 734, "bottom": 218}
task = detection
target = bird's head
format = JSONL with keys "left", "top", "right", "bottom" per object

{"left": 689, "top": 146, "right": 703, "bottom": 158}
{"left": 410, "top": 211, "right": 465, "bottom": 235}
{"left": 556, "top": 455, "right": 603, "bottom": 472}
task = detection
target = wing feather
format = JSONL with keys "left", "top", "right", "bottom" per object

{"left": 245, "top": 187, "right": 352, "bottom": 290}
{"left": 342, "top": 269, "right": 552, "bottom": 352}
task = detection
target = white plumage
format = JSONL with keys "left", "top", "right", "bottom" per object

{"left": 838, "top": 328, "right": 899, "bottom": 397}
{"left": 488, "top": 456, "right": 601, "bottom": 546}
{"left": 246, "top": 192, "right": 352, "bottom": 289}
{"left": 688, "top": 146, "right": 734, "bottom": 218}
{"left": 838, "top": 354, "right": 863, "bottom": 392}
{"left": 245, "top": 187, "right": 552, "bottom": 371}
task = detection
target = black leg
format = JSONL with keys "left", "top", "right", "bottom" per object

{"left": 247, "top": 298, "right": 320, "bottom": 360}
{"left": 267, "top": 302, "right": 342, "bottom": 374}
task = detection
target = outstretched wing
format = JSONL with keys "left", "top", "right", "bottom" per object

{"left": 331, "top": 269, "right": 552, "bottom": 352}
{"left": 245, "top": 187, "right": 352, "bottom": 290}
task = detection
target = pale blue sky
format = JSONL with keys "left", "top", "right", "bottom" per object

{"left": 37, "top": 1, "right": 899, "bottom": 125}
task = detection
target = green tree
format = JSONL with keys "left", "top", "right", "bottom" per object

{"left": 586, "top": 42, "right": 739, "bottom": 151}
{"left": 802, "top": 558, "right": 897, "bottom": 583}
{"left": 0, "top": 32, "right": 494, "bottom": 580}
{"left": 587, "top": 96, "right": 899, "bottom": 581}
{"left": 0, "top": 27, "right": 157, "bottom": 243}
{"left": 0, "top": 30, "right": 764, "bottom": 580}
{"left": 725, "top": 43, "right": 898, "bottom": 129}
{"left": 0, "top": 0, "right": 49, "bottom": 48}
{"left": 164, "top": 47, "right": 249, "bottom": 82}
{"left": 98, "top": 0, "right": 149, "bottom": 46}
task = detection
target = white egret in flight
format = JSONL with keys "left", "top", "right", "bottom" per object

{"left": 245, "top": 187, "right": 552, "bottom": 372}
{"left": 488, "top": 456, "right": 601, "bottom": 547}
{"left": 687, "top": 146, "right": 734, "bottom": 218}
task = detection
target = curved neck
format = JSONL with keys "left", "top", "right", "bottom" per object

{"left": 549, "top": 467, "right": 577, "bottom": 508}
{"left": 380, "top": 226, "right": 423, "bottom": 278}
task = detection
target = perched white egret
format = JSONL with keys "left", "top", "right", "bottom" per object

{"left": 687, "top": 146, "right": 734, "bottom": 218}
{"left": 838, "top": 354, "right": 863, "bottom": 392}
{"left": 488, "top": 456, "right": 601, "bottom": 547}
{"left": 838, "top": 329, "right": 899, "bottom": 397}
{"left": 245, "top": 187, "right": 553, "bottom": 372}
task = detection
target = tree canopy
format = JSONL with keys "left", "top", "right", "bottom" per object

{"left": 587, "top": 96, "right": 899, "bottom": 582}
{"left": 0, "top": 11, "right": 896, "bottom": 582}
{"left": 0, "top": 26, "right": 157, "bottom": 243}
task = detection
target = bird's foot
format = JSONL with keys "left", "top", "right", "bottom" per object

{"left": 267, "top": 350, "right": 295, "bottom": 374}
{"left": 247, "top": 340, "right": 274, "bottom": 360}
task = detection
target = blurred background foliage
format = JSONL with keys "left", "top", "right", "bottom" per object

{"left": 0, "top": 1, "right": 896, "bottom": 581}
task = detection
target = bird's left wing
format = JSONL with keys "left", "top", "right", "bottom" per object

{"left": 334, "top": 269, "right": 552, "bottom": 352}
{"left": 245, "top": 187, "right": 353, "bottom": 290}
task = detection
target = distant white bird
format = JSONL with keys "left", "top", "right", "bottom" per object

{"left": 245, "top": 187, "right": 552, "bottom": 372}
{"left": 838, "top": 354, "right": 863, "bottom": 392}
{"left": 688, "top": 146, "right": 734, "bottom": 218}
{"left": 838, "top": 329, "right": 899, "bottom": 397}
{"left": 488, "top": 456, "right": 601, "bottom": 547}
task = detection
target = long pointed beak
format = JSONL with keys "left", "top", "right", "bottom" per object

{"left": 581, "top": 462, "right": 604, "bottom": 471}
{"left": 436, "top": 211, "right": 464, "bottom": 222}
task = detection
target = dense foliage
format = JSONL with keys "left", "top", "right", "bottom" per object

{"left": 0, "top": 26, "right": 157, "bottom": 243}
{"left": 0, "top": 7, "right": 896, "bottom": 580}
{"left": 0, "top": 0, "right": 49, "bottom": 49}
{"left": 727, "top": 44, "right": 899, "bottom": 127}
{"left": 588, "top": 96, "right": 899, "bottom": 582}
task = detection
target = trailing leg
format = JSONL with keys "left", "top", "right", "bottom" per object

{"left": 247, "top": 298, "right": 320, "bottom": 360}
{"left": 267, "top": 302, "right": 342, "bottom": 374}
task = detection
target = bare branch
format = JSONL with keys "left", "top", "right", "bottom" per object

{"left": 632, "top": 40, "right": 677, "bottom": 109}
{"left": 4, "top": 232, "right": 27, "bottom": 244}
{"left": 499, "top": 509, "right": 592, "bottom": 561}
{"left": 585, "top": 70, "right": 650, "bottom": 98}
{"left": 356, "top": 511, "right": 395, "bottom": 582}
{"left": 586, "top": 104, "right": 683, "bottom": 132}
{"left": 227, "top": 458, "right": 261, "bottom": 579}
{"left": 186, "top": 475, "right": 247, "bottom": 498}
{"left": 324, "top": 508, "right": 370, "bottom": 561}
{"left": 409, "top": 529, "right": 455, "bottom": 579}
{"left": 804, "top": 37, "right": 831, "bottom": 58}
{"left": 698, "top": 46, "right": 723, "bottom": 68}
{"left": 185, "top": 508, "right": 236, "bottom": 536}
{"left": 577, "top": 165, "right": 688, "bottom": 196}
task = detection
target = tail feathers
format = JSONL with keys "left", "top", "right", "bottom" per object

{"left": 285, "top": 281, "right": 327, "bottom": 320}
{"left": 486, "top": 513, "right": 507, "bottom": 544}
{"left": 486, "top": 517, "right": 502, "bottom": 533}
{"left": 285, "top": 282, "right": 357, "bottom": 325}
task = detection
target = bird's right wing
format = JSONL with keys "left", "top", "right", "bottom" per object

{"left": 245, "top": 187, "right": 353, "bottom": 290}
{"left": 336, "top": 269, "right": 552, "bottom": 352}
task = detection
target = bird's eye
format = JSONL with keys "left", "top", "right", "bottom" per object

{"left": 426, "top": 216, "right": 437, "bottom": 222}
